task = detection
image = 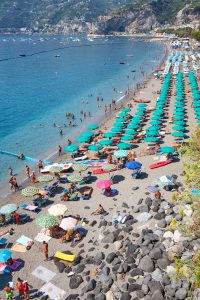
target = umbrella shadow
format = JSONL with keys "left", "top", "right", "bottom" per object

{"left": 111, "top": 175, "right": 125, "bottom": 184}
{"left": 0, "top": 274, "right": 12, "bottom": 291}
{"left": 139, "top": 172, "right": 149, "bottom": 180}
{"left": 89, "top": 176, "right": 98, "bottom": 183}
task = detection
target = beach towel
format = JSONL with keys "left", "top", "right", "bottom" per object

{"left": 146, "top": 186, "right": 159, "bottom": 193}
{"left": 11, "top": 244, "right": 27, "bottom": 253}
{"left": 16, "top": 235, "right": 33, "bottom": 246}
{"left": 34, "top": 233, "right": 51, "bottom": 243}
{"left": 54, "top": 252, "right": 77, "bottom": 262}
{"left": 113, "top": 215, "right": 123, "bottom": 224}
{"left": 39, "top": 282, "right": 66, "bottom": 300}
{"left": 32, "top": 266, "right": 56, "bottom": 282}
{"left": 9, "top": 259, "right": 22, "bottom": 270}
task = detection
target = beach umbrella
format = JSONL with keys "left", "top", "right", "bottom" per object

{"left": 49, "top": 166, "right": 63, "bottom": 174}
{"left": 127, "top": 124, "right": 139, "bottom": 130}
{"left": 150, "top": 121, "right": 161, "bottom": 125}
{"left": 137, "top": 106, "right": 146, "bottom": 111}
{"left": 99, "top": 139, "right": 112, "bottom": 146}
{"left": 111, "top": 127, "right": 123, "bottom": 133}
{"left": 147, "top": 125, "right": 160, "bottom": 131}
{"left": 104, "top": 132, "right": 117, "bottom": 138}
{"left": 48, "top": 204, "right": 68, "bottom": 217}
{"left": 173, "top": 121, "right": 186, "bottom": 126}
{"left": 81, "top": 132, "right": 94, "bottom": 137}
{"left": 76, "top": 136, "right": 90, "bottom": 143}
{"left": 151, "top": 115, "right": 162, "bottom": 121}
{"left": 144, "top": 137, "right": 158, "bottom": 142}
{"left": 88, "top": 124, "right": 99, "bottom": 130}
{"left": 121, "top": 135, "right": 133, "bottom": 141}
{"left": 60, "top": 217, "right": 78, "bottom": 231}
{"left": 102, "top": 164, "right": 116, "bottom": 171}
{"left": 96, "top": 180, "right": 112, "bottom": 189}
{"left": 0, "top": 250, "right": 12, "bottom": 263}
{"left": 114, "top": 150, "right": 128, "bottom": 158}
{"left": 21, "top": 186, "right": 40, "bottom": 197}
{"left": 173, "top": 115, "right": 185, "bottom": 121}
{"left": 38, "top": 175, "right": 54, "bottom": 182}
{"left": 118, "top": 112, "right": 129, "bottom": 117}
{"left": 65, "top": 144, "right": 78, "bottom": 152}
{"left": 135, "top": 111, "right": 144, "bottom": 116}
{"left": 72, "top": 164, "right": 88, "bottom": 172}
{"left": 0, "top": 204, "right": 18, "bottom": 215}
{"left": 172, "top": 132, "right": 185, "bottom": 137}
{"left": 146, "top": 131, "right": 159, "bottom": 137}
{"left": 68, "top": 174, "right": 83, "bottom": 183}
{"left": 88, "top": 144, "right": 103, "bottom": 151}
{"left": 125, "top": 129, "right": 137, "bottom": 135}
{"left": 160, "top": 146, "right": 175, "bottom": 153}
{"left": 125, "top": 161, "right": 142, "bottom": 170}
{"left": 121, "top": 108, "right": 131, "bottom": 112}
{"left": 117, "top": 142, "right": 131, "bottom": 149}
{"left": 113, "top": 122, "right": 124, "bottom": 128}
{"left": 36, "top": 215, "right": 57, "bottom": 228}
{"left": 115, "top": 118, "right": 126, "bottom": 123}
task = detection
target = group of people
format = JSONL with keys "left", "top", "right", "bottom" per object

{"left": 61, "top": 183, "right": 77, "bottom": 201}
{"left": 4, "top": 278, "right": 31, "bottom": 300}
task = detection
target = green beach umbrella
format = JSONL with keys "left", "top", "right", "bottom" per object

{"left": 118, "top": 112, "right": 128, "bottom": 117}
{"left": 172, "top": 132, "right": 185, "bottom": 138}
{"left": 38, "top": 175, "right": 54, "bottom": 182}
{"left": 146, "top": 131, "right": 158, "bottom": 137}
{"left": 173, "top": 116, "right": 185, "bottom": 121}
{"left": 160, "top": 146, "right": 175, "bottom": 153}
{"left": 173, "top": 121, "right": 186, "bottom": 126}
{"left": 22, "top": 186, "right": 40, "bottom": 197}
{"left": 127, "top": 124, "right": 139, "bottom": 129}
{"left": 121, "top": 108, "right": 131, "bottom": 112}
{"left": 172, "top": 125, "right": 185, "bottom": 131}
{"left": 102, "top": 164, "right": 116, "bottom": 171}
{"left": 121, "top": 135, "right": 133, "bottom": 141}
{"left": 99, "top": 139, "right": 112, "bottom": 146}
{"left": 111, "top": 127, "right": 123, "bottom": 133}
{"left": 76, "top": 136, "right": 90, "bottom": 143}
{"left": 81, "top": 132, "right": 94, "bottom": 137}
{"left": 150, "top": 121, "right": 161, "bottom": 125}
{"left": 36, "top": 214, "right": 57, "bottom": 228}
{"left": 72, "top": 164, "right": 88, "bottom": 172}
{"left": 68, "top": 174, "right": 83, "bottom": 183}
{"left": 117, "top": 142, "right": 131, "bottom": 150}
{"left": 137, "top": 106, "right": 146, "bottom": 111}
{"left": 66, "top": 144, "right": 78, "bottom": 152}
{"left": 125, "top": 129, "right": 137, "bottom": 135}
{"left": 113, "top": 123, "right": 124, "bottom": 128}
{"left": 88, "top": 124, "right": 99, "bottom": 130}
{"left": 115, "top": 117, "right": 126, "bottom": 122}
{"left": 114, "top": 150, "right": 128, "bottom": 158}
{"left": 151, "top": 115, "right": 162, "bottom": 120}
{"left": 147, "top": 125, "right": 160, "bottom": 130}
{"left": 49, "top": 166, "right": 63, "bottom": 174}
{"left": 135, "top": 111, "right": 144, "bottom": 116}
{"left": 104, "top": 132, "right": 117, "bottom": 138}
{"left": 144, "top": 137, "right": 158, "bottom": 142}
{"left": 88, "top": 144, "right": 103, "bottom": 151}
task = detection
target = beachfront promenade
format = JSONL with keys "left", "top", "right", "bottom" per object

{"left": 0, "top": 42, "right": 199, "bottom": 300}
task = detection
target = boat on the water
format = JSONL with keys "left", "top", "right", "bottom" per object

{"left": 120, "top": 60, "right": 125, "bottom": 64}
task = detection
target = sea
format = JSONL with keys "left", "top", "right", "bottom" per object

{"left": 0, "top": 34, "right": 166, "bottom": 197}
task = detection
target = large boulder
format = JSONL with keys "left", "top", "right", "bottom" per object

{"left": 139, "top": 256, "right": 154, "bottom": 272}
{"left": 69, "top": 275, "right": 83, "bottom": 289}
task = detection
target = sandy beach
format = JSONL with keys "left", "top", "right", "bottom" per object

{"left": 0, "top": 39, "right": 199, "bottom": 300}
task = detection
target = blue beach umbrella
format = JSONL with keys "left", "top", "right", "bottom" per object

{"left": 0, "top": 250, "right": 12, "bottom": 263}
{"left": 125, "top": 161, "right": 142, "bottom": 170}
{"left": 127, "top": 124, "right": 139, "bottom": 130}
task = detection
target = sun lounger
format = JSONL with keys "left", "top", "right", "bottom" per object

{"left": 78, "top": 173, "right": 92, "bottom": 184}
{"left": 81, "top": 187, "right": 93, "bottom": 200}
{"left": 54, "top": 252, "right": 77, "bottom": 262}
{"left": 43, "top": 182, "right": 59, "bottom": 195}
{"left": 11, "top": 244, "right": 27, "bottom": 252}
{"left": 33, "top": 198, "right": 48, "bottom": 207}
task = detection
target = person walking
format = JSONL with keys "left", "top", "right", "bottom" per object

{"left": 25, "top": 165, "right": 30, "bottom": 178}
{"left": 4, "top": 283, "right": 14, "bottom": 300}
{"left": 42, "top": 241, "right": 49, "bottom": 261}
{"left": 31, "top": 172, "right": 36, "bottom": 184}
{"left": 58, "top": 145, "right": 62, "bottom": 156}
{"left": 16, "top": 278, "right": 23, "bottom": 299}
{"left": 22, "top": 281, "right": 30, "bottom": 300}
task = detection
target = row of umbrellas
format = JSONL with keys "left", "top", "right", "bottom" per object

{"left": 189, "top": 72, "right": 200, "bottom": 127}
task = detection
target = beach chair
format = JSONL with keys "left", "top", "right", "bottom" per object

{"left": 81, "top": 187, "right": 93, "bottom": 200}
{"left": 69, "top": 193, "right": 79, "bottom": 201}
{"left": 33, "top": 198, "right": 48, "bottom": 207}
{"left": 20, "top": 214, "right": 30, "bottom": 223}
{"left": 79, "top": 172, "right": 92, "bottom": 185}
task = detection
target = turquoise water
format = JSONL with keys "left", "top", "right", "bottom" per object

{"left": 0, "top": 35, "right": 165, "bottom": 194}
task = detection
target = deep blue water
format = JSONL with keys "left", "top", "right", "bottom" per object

{"left": 0, "top": 35, "right": 165, "bottom": 194}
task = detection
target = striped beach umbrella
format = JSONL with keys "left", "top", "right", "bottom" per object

{"left": 49, "top": 166, "right": 63, "bottom": 174}
{"left": 38, "top": 175, "right": 54, "bottom": 182}
{"left": 48, "top": 204, "right": 68, "bottom": 217}
{"left": 22, "top": 186, "right": 40, "bottom": 197}
{"left": 72, "top": 164, "right": 88, "bottom": 172}
{"left": 68, "top": 174, "right": 83, "bottom": 183}
{"left": 36, "top": 215, "right": 58, "bottom": 228}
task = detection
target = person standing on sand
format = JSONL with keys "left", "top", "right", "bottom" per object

{"left": 37, "top": 160, "right": 43, "bottom": 173}
{"left": 31, "top": 172, "right": 36, "bottom": 184}
{"left": 42, "top": 241, "right": 49, "bottom": 261}
{"left": 9, "top": 167, "right": 13, "bottom": 176}
{"left": 22, "top": 281, "right": 31, "bottom": 300}
{"left": 25, "top": 165, "right": 30, "bottom": 178}
{"left": 16, "top": 277, "right": 23, "bottom": 299}
{"left": 58, "top": 145, "right": 62, "bottom": 156}
{"left": 4, "top": 283, "right": 14, "bottom": 300}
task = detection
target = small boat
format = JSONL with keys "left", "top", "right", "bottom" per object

{"left": 131, "top": 70, "right": 136, "bottom": 72}
{"left": 149, "top": 160, "right": 173, "bottom": 169}
{"left": 54, "top": 55, "right": 60, "bottom": 58}
{"left": 120, "top": 60, "right": 125, "bottom": 65}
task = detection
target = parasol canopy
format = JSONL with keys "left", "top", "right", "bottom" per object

{"left": 36, "top": 214, "right": 58, "bottom": 228}
{"left": 0, "top": 204, "right": 18, "bottom": 215}
{"left": 22, "top": 186, "right": 40, "bottom": 197}
{"left": 60, "top": 217, "right": 78, "bottom": 231}
{"left": 48, "top": 204, "right": 68, "bottom": 216}
{"left": 96, "top": 180, "right": 112, "bottom": 189}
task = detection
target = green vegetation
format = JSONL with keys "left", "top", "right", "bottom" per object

{"left": 158, "top": 26, "right": 200, "bottom": 41}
